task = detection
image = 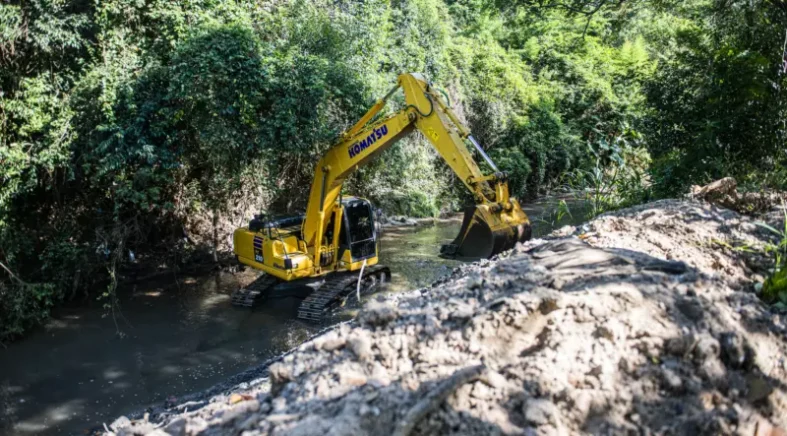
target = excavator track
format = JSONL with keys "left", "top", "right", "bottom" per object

{"left": 231, "top": 273, "right": 280, "bottom": 307}
{"left": 297, "top": 265, "right": 391, "bottom": 322}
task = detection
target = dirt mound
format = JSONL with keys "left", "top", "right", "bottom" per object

{"left": 108, "top": 200, "right": 787, "bottom": 436}
{"left": 582, "top": 199, "right": 774, "bottom": 289}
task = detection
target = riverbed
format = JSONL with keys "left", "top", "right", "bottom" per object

{"left": 0, "top": 196, "right": 587, "bottom": 435}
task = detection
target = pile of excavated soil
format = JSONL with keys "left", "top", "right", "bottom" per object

{"left": 578, "top": 199, "right": 778, "bottom": 289}
{"left": 108, "top": 200, "right": 787, "bottom": 436}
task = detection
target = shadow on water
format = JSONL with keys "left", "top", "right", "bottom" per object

{"left": 0, "top": 196, "right": 589, "bottom": 436}
{"left": 0, "top": 270, "right": 320, "bottom": 435}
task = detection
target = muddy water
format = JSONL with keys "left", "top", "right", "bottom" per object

{"left": 0, "top": 197, "right": 587, "bottom": 435}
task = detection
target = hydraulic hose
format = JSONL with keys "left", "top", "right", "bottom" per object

{"left": 437, "top": 88, "right": 451, "bottom": 107}
{"left": 405, "top": 92, "right": 435, "bottom": 118}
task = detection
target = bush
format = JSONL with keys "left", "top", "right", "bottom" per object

{"left": 491, "top": 102, "right": 583, "bottom": 199}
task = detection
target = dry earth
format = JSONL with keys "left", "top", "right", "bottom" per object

{"left": 107, "top": 200, "right": 787, "bottom": 436}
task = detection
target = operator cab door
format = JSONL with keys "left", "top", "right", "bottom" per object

{"left": 339, "top": 199, "right": 377, "bottom": 262}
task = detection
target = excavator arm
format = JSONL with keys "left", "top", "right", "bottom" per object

{"left": 302, "top": 73, "right": 531, "bottom": 270}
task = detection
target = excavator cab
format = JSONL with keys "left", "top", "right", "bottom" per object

{"left": 339, "top": 198, "right": 378, "bottom": 262}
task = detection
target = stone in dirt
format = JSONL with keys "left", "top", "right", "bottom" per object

{"left": 358, "top": 301, "right": 398, "bottom": 327}
{"left": 107, "top": 200, "right": 787, "bottom": 436}
{"left": 690, "top": 177, "right": 785, "bottom": 214}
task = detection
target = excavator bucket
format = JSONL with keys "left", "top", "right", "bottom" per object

{"left": 442, "top": 202, "right": 532, "bottom": 259}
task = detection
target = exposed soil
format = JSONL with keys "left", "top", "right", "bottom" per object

{"left": 108, "top": 199, "right": 787, "bottom": 436}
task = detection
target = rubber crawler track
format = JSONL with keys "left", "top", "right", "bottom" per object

{"left": 230, "top": 274, "right": 280, "bottom": 307}
{"left": 297, "top": 265, "right": 391, "bottom": 322}
{"left": 230, "top": 266, "right": 391, "bottom": 322}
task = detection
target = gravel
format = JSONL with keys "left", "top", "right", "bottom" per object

{"left": 108, "top": 199, "right": 787, "bottom": 436}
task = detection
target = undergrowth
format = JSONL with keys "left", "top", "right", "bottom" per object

{"left": 756, "top": 202, "right": 787, "bottom": 308}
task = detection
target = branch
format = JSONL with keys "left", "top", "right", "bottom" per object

{"left": 392, "top": 365, "right": 486, "bottom": 436}
{"left": 510, "top": 0, "right": 616, "bottom": 16}
{"left": 0, "top": 260, "right": 30, "bottom": 286}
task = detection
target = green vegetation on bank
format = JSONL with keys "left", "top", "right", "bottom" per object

{"left": 1, "top": 0, "right": 786, "bottom": 341}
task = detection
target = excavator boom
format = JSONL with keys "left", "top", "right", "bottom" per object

{"left": 302, "top": 73, "right": 531, "bottom": 264}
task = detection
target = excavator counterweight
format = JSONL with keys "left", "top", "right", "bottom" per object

{"left": 232, "top": 73, "right": 531, "bottom": 319}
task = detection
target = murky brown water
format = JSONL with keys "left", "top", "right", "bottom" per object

{"left": 0, "top": 196, "right": 587, "bottom": 435}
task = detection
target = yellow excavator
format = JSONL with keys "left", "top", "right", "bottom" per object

{"left": 232, "top": 73, "right": 532, "bottom": 320}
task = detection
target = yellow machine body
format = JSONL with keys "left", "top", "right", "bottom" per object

{"left": 233, "top": 72, "right": 531, "bottom": 284}
{"left": 233, "top": 227, "right": 314, "bottom": 281}
{"left": 234, "top": 197, "right": 380, "bottom": 282}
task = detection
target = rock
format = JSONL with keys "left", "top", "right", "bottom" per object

{"left": 720, "top": 332, "right": 753, "bottom": 369}
{"left": 229, "top": 393, "right": 253, "bottom": 404}
{"left": 467, "top": 273, "right": 484, "bottom": 290}
{"left": 187, "top": 417, "right": 210, "bottom": 434}
{"left": 347, "top": 334, "right": 373, "bottom": 361}
{"left": 691, "top": 177, "right": 737, "bottom": 202}
{"left": 594, "top": 325, "right": 615, "bottom": 342}
{"left": 480, "top": 370, "right": 509, "bottom": 390}
{"left": 339, "top": 370, "right": 368, "bottom": 387}
{"left": 369, "top": 362, "right": 391, "bottom": 387}
{"left": 269, "top": 363, "right": 293, "bottom": 384}
{"left": 523, "top": 399, "right": 561, "bottom": 427}
{"left": 675, "top": 298, "right": 704, "bottom": 322}
{"left": 660, "top": 367, "right": 684, "bottom": 393}
{"left": 236, "top": 413, "right": 260, "bottom": 431}
{"left": 753, "top": 419, "right": 787, "bottom": 436}
{"left": 314, "top": 331, "right": 346, "bottom": 351}
{"left": 390, "top": 216, "right": 418, "bottom": 226}
{"left": 746, "top": 374, "right": 775, "bottom": 404}
{"left": 551, "top": 226, "right": 577, "bottom": 238}
{"left": 699, "top": 358, "right": 728, "bottom": 389}
{"left": 450, "top": 304, "right": 475, "bottom": 320}
{"left": 271, "top": 396, "right": 287, "bottom": 412}
{"left": 666, "top": 336, "right": 692, "bottom": 356}
{"left": 162, "top": 417, "right": 186, "bottom": 436}
{"left": 359, "top": 301, "right": 399, "bottom": 327}
{"left": 538, "top": 297, "right": 561, "bottom": 315}
{"left": 470, "top": 381, "right": 494, "bottom": 400}
{"left": 110, "top": 416, "right": 131, "bottom": 431}
{"left": 570, "top": 390, "right": 594, "bottom": 420}
{"left": 118, "top": 424, "right": 157, "bottom": 436}
{"left": 118, "top": 422, "right": 157, "bottom": 436}
{"left": 220, "top": 400, "right": 261, "bottom": 425}
{"left": 266, "top": 413, "right": 301, "bottom": 424}
{"left": 692, "top": 335, "right": 720, "bottom": 365}
{"left": 689, "top": 178, "right": 778, "bottom": 213}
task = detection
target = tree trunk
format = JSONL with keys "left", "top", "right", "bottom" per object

{"left": 212, "top": 209, "right": 219, "bottom": 264}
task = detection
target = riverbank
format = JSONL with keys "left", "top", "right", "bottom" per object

{"left": 0, "top": 219, "right": 470, "bottom": 436}
{"left": 107, "top": 198, "right": 787, "bottom": 435}
{"left": 2, "top": 194, "right": 592, "bottom": 436}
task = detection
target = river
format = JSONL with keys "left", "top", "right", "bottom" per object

{"left": 0, "top": 196, "right": 588, "bottom": 435}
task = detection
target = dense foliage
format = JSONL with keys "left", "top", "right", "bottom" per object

{"left": 1, "top": 0, "right": 786, "bottom": 340}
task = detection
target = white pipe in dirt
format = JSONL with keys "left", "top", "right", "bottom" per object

{"left": 356, "top": 259, "right": 368, "bottom": 303}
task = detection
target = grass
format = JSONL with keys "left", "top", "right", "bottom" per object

{"left": 537, "top": 199, "right": 574, "bottom": 228}
{"left": 560, "top": 163, "right": 650, "bottom": 220}
{"left": 755, "top": 200, "right": 787, "bottom": 307}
